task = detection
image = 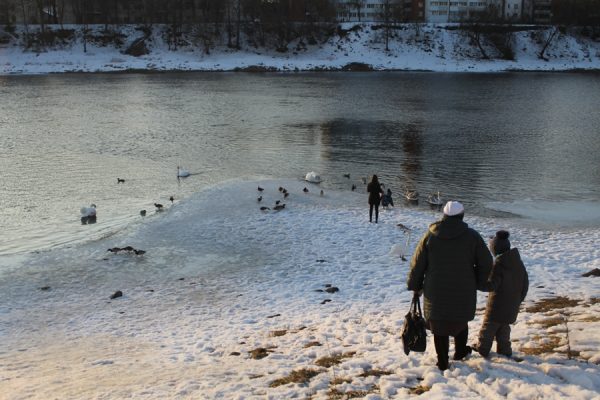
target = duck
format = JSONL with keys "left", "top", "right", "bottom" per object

{"left": 274, "top": 204, "right": 286, "bottom": 211}
{"left": 154, "top": 203, "right": 164, "bottom": 211}
{"left": 117, "top": 178, "right": 125, "bottom": 184}
{"left": 351, "top": 184, "right": 356, "bottom": 191}
{"left": 169, "top": 196, "right": 174, "bottom": 203}
{"left": 177, "top": 166, "right": 190, "bottom": 178}
{"left": 303, "top": 187, "right": 309, "bottom": 193}
{"left": 257, "top": 196, "right": 263, "bottom": 202}
{"left": 343, "top": 173, "right": 350, "bottom": 179}
{"left": 320, "top": 190, "right": 324, "bottom": 196}
{"left": 140, "top": 210, "right": 147, "bottom": 217}
{"left": 258, "top": 186, "right": 264, "bottom": 192}
{"left": 260, "top": 206, "right": 270, "bottom": 211}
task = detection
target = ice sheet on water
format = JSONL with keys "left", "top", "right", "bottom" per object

{"left": 486, "top": 200, "right": 600, "bottom": 225}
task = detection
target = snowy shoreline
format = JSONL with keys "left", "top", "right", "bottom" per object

{"left": 2, "top": 23, "right": 600, "bottom": 75}
{"left": 1, "top": 178, "right": 599, "bottom": 399}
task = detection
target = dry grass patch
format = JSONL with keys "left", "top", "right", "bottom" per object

{"left": 316, "top": 351, "right": 356, "bottom": 368}
{"left": 330, "top": 377, "right": 352, "bottom": 385}
{"left": 269, "top": 368, "right": 322, "bottom": 388}
{"left": 531, "top": 316, "right": 565, "bottom": 329}
{"left": 358, "top": 369, "right": 393, "bottom": 378}
{"left": 304, "top": 341, "right": 322, "bottom": 348}
{"left": 249, "top": 347, "right": 275, "bottom": 360}
{"left": 525, "top": 296, "right": 580, "bottom": 313}
{"left": 327, "top": 385, "right": 379, "bottom": 399}
{"left": 270, "top": 329, "right": 287, "bottom": 337}
{"left": 589, "top": 297, "right": 600, "bottom": 305}
{"left": 408, "top": 385, "right": 431, "bottom": 395}
{"left": 520, "top": 335, "right": 562, "bottom": 355}
{"left": 566, "top": 349, "right": 581, "bottom": 357}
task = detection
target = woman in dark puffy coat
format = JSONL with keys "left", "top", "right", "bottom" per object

{"left": 407, "top": 201, "right": 493, "bottom": 371}
{"left": 367, "top": 175, "right": 384, "bottom": 223}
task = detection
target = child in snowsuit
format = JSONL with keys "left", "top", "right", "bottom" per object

{"left": 474, "top": 230, "right": 529, "bottom": 358}
{"left": 381, "top": 188, "right": 394, "bottom": 208}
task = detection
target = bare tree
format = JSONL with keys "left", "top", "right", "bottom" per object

{"left": 462, "top": 22, "right": 489, "bottom": 59}
{"left": 57, "top": 0, "right": 65, "bottom": 29}
{"left": 20, "top": 0, "right": 30, "bottom": 34}
{"left": 537, "top": 26, "right": 560, "bottom": 61}
{"left": 235, "top": 0, "right": 241, "bottom": 48}
{"left": 380, "top": 0, "right": 396, "bottom": 51}
{"left": 34, "top": 0, "right": 45, "bottom": 33}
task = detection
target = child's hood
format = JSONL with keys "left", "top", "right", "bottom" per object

{"left": 496, "top": 247, "right": 522, "bottom": 267}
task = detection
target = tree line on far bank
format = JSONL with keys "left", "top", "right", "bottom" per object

{"left": 0, "top": 0, "right": 598, "bottom": 59}
{"left": 3, "top": 1, "right": 600, "bottom": 28}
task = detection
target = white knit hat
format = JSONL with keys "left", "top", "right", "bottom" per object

{"left": 443, "top": 201, "right": 464, "bottom": 216}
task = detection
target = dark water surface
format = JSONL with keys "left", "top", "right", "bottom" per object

{"left": 1, "top": 72, "right": 599, "bottom": 254}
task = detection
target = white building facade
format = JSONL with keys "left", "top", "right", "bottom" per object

{"left": 503, "top": 0, "right": 523, "bottom": 20}
{"left": 334, "top": 0, "right": 541, "bottom": 24}
{"left": 335, "top": 0, "right": 423, "bottom": 22}
{"left": 336, "top": 0, "right": 383, "bottom": 22}
{"left": 425, "top": 0, "right": 488, "bottom": 23}
{"left": 424, "top": 0, "right": 529, "bottom": 23}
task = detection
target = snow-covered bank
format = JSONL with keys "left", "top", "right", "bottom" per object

{"left": 1, "top": 23, "right": 600, "bottom": 75}
{"left": 1, "top": 179, "right": 599, "bottom": 399}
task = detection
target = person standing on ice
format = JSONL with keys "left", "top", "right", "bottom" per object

{"left": 473, "top": 230, "right": 528, "bottom": 358}
{"left": 407, "top": 201, "right": 493, "bottom": 371}
{"left": 367, "top": 175, "right": 384, "bottom": 223}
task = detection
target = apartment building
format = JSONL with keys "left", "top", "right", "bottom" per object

{"left": 503, "top": 0, "right": 524, "bottom": 21}
{"left": 532, "top": 0, "right": 552, "bottom": 24}
{"left": 425, "top": 0, "right": 490, "bottom": 23}
{"left": 336, "top": 0, "right": 424, "bottom": 22}
{"left": 424, "top": 0, "right": 536, "bottom": 22}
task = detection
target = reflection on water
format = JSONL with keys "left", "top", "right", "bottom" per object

{"left": 1, "top": 72, "right": 600, "bottom": 254}
{"left": 318, "top": 119, "right": 426, "bottom": 189}
{"left": 399, "top": 123, "right": 424, "bottom": 186}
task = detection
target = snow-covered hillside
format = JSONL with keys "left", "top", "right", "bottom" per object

{"left": 1, "top": 23, "right": 599, "bottom": 74}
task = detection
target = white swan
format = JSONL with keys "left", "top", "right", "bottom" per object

{"left": 177, "top": 166, "right": 190, "bottom": 178}
{"left": 305, "top": 171, "right": 322, "bottom": 183}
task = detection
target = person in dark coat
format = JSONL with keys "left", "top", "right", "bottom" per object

{"left": 474, "top": 230, "right": 529, "bottom": 358}
{"left": 407, "top": 201, "right": 493, "bottom": 371}
{"left": 367, "top": 175, "right": 384, "bottom": 223}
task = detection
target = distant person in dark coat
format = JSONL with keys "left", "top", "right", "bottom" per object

{"left": 407, "top": 201, "right": 493, "bottom": 371}
{"left": 381, "top": 188, "right": 394, "bottom": 208}
{"left": 474, "top": 230, "right": 529, "bottom": 358}
{"left": 367, "top": 175, "right": 384, "bottom": 223}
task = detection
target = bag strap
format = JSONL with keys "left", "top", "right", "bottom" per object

{"left": 411, "top": 293, "right": 423, "bottom": 317}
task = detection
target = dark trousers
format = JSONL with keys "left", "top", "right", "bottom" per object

{"left": 433, "top": 327, "right": 469, "bottom": 367}
{"left": 369, "top": 203, "right": 379, "bottom": 223}
{"left": 476, "top": 319, "right": 512, "bottom": 357}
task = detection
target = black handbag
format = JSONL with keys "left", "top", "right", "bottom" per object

{"left": 401, "top": 294, "right": 427, "bottom": 355}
